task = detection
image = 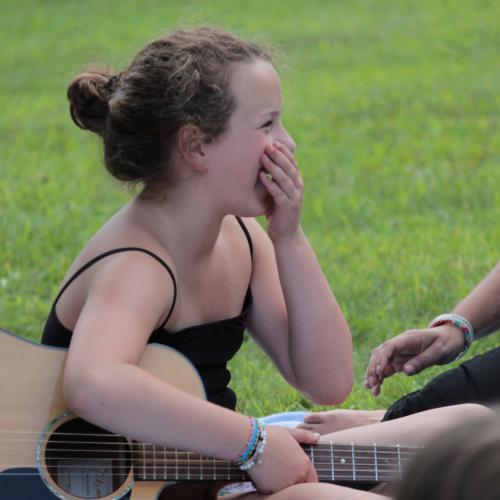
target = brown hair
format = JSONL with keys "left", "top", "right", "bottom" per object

{"left": 67, "top": 27, "right": 272, "bottom": 194}
{"left": 396, "top": 414, "right": 500, "bottom": 500}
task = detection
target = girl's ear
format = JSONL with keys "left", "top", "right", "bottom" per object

{"left": 176, "top": 124, "right": 208, "bottom": 173}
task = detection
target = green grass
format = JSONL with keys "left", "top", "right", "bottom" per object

{"left": 1, "top": 0, "right": 499, "bottom": 415}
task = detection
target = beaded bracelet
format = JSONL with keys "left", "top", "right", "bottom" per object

{"left": 239, "top": 420, "right": 267, "bottom": 471}
{"left": 428, "top": 313, "right": 474, "bottom": 360}
{"left": 234, "top": 417, "right": 259, "bottom": 466}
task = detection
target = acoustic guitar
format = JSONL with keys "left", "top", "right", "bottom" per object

{"left": 0, "top": 327, "right": 420, "bottom": 499}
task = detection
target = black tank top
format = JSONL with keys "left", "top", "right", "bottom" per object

{"left": 41, "top": 217, "right": 253, "bottom": 410}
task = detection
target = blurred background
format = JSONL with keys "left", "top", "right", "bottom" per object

{"left": 1, "top": 0, "right": 499, "bottom": 414}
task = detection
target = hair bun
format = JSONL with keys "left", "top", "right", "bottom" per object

{"left": 67, "top": 71, "right": 113, "bottom": 135}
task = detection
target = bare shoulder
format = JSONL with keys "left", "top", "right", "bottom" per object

{"left": 68, "top": 249, "right": 177, "bottom": 364}
{"left": 56, "top": 209, "right": 177, "bottom": 333}
{"left": 238, "top": 217, "right": 268, "bottom": 244}
{"left": 239, "top": 217, "right": 274, "bottom": 259}
{"left": 238, "top": 216, "right": 265, "bottom": 234}
{"left": 81, "top": 247, "right": 176, "bottom": 329}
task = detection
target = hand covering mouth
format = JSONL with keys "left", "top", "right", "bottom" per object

{"left": 259, "top": 168, "right": 273, "bottom": 181}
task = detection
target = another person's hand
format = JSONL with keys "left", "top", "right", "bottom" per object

{"left": 364, "top": 324, "right": 465, "bottom": 396}
{"left": 259, "top": 141, "right": 303, "bottom": 243}
{"left": 247, "top": 425, "right": 319, "bottom": 493}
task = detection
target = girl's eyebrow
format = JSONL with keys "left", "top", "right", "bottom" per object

{"left": 257, "top": 109, "right": 282, "bottom": 117}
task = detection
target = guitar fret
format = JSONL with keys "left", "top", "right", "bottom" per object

{"left": 330, "top": 442, "right": 335, "bottom": 481}
{"left": 397, "top": 444, "right": 401, "bottom": 480}
{"left": 142, "top": 442, "right": 146, "bottom": 480}
{"left": 374, "top": 443, "right": 378, "bottom": 482}
{"left": 351, "top": 443, "right": 355, "bottom": 481}
{"left": 153, "top": 444, "right": 156, "bottom": 480}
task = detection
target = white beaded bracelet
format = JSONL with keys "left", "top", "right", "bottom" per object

{"left": 239, "top": 422, "right": 267, "bottom": 471}
{"left": 428, "top": 313, "right": 474, "bottom": 360}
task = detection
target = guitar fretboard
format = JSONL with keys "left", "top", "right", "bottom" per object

{"left": 132, "top": 442, "right": 421, "bottom": 483}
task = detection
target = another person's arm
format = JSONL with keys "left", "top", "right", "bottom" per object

{"left": 365, "top": 262, "right": 500, "bottom": 395}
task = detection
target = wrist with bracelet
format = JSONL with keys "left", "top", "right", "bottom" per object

{"left": 233, "top": 417, "right": 268, "bottom": 472}
{"left": 428, "top": 313, "right": 474, "bottom": 360}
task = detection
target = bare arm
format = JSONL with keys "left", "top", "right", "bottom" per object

{"left": 365, "top": 261, "right": 500, "bottom": 394}
{"left": 63, "top": 251, "right": 319, "bottom": 493}
{"left": 453, "top": 261, "right": 500, "bottom": 338}
{"left": 245, "top": 142, "right": 353, "bottom": 405}
{"left": 63, "top": 252, "right": 250, "bottom": 458}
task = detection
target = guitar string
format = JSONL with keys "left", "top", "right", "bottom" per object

{"left": 0, "top": 440, "right": 421, "bottom": 450}
{"left": 0, "top": 455, "right": 416, "bottom": 465}
{"left": 0, "top": 434, "right": 422, "bottom": 451}
{"left": 0, "top": 450, "right": 421, "bottom": 461}
{"left": 0, "top": 451, "right": 419, "bottom": 464}
{"left": 0, "top": 457, "right": 417, "bottom": 468}
{"left": 0, "top": 438, "right": 423, "bottom": 451}
{"left": 0, "top": 430, "right": 426, "bottom": 448}
{"left": 0, "top": 450, "right": 419, "bottom": 460}
{"left": 0, "top": 453, "right": 420, "bottom": 465}
{"left": 0, "top": 459, "right": 417, "bottom": 470}
{"left": 0, "top": 470, "right": 411, "bottom": 477}
{"left": 0, "top": 470, "right": 400, "bottom": 482}
{"left": 0, "top": 461, "right": 414, "bottom": 472}
{"left": 0, "top": 459, "right": 412, "bottom": 467}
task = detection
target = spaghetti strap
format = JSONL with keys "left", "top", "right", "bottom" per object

{"left": 53, "top": 247, "right": 177, "bottom": 328}
{"left": 235, "top": 216, "right": 253, "bottom": 258}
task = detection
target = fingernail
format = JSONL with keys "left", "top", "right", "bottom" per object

{"left": 375, "top": 364, "right": 381, "bottom": 375}
{"left": 405, "top": 364, "right": 415, "bottom": 375}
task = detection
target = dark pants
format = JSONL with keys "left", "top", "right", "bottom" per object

{"left": 383, "top": 346, "right": 500, "bottom": 421}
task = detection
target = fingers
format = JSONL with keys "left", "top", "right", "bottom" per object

{"left": 303, "top": 414, "right": 322, "bottom": 424}
{"left": 306, "top": 463, "right": 318, "bottom": 483}
{"left": 286, "top": 427, "right": 318, "bottom": 484}
{"left": 260, "top": 142, "right": 303, "bottom": 196}
{"left": 274, "top": 141, "right": 299, "bottom": 170}
{"left": 260, "top": 156, "right": 297, "bottom": 201}
{"left": 401, "top": 344, "right": 444, "bottom": 375}
{"left": 364, "top": 341, "right": 398, "bottom": 391}
{"left": 365, "top": 330, "right": 444, "bottom": 395}
{"left": 286, "top": 427, "right": 321, "bottom": 444}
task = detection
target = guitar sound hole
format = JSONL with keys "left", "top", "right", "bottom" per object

{"left": 45, "top": 418, "right": 131, "bottom": 499}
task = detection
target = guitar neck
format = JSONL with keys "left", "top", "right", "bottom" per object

{"left": 132, "top": 441, "right": 421, "bottom": 484}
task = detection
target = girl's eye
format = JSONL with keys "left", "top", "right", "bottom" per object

{"left": 261, "top": 120, "right": 273, "bottom": 128}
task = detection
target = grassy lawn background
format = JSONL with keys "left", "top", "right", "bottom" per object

{"left": 1, "top": 0, "right": 499, "bottom": 415}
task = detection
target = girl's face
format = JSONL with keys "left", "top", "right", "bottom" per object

{"left": 204, "top": 60, "right": 296, "bottom": 216}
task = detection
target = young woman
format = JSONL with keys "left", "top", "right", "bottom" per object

{"left": 41, "top": 27, "right": 490, "bottom": 499}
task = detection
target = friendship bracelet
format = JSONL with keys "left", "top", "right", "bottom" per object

{"left": 239, "top": 421, "right": 268, "bottom": 471}
{"left": 429, "top": 313, "right": 474, "bottom": 360}
{"left": 234, "top": 417, "right": 259, "bottom": 466}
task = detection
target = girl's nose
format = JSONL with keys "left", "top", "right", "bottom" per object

{"left": 278, "top": 127, "right": 296, "bottom": 154}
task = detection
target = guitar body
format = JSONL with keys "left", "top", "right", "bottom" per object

{"left": 0, "top": 327, "right": 215, "bottom": 500}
